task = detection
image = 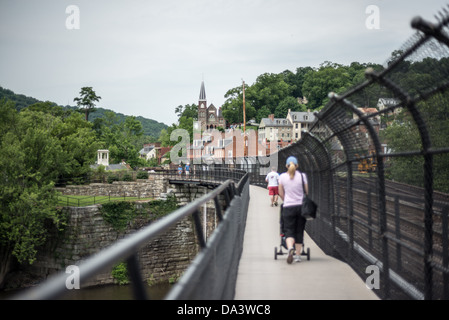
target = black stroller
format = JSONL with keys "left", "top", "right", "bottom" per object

{"left": 274, "top": 205, "right": 310, "bottom": 260}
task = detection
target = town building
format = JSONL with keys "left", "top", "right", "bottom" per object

{"left": 377, "top": 98, "right": 402, "bottom": 128}
{"left": 286, "top": 109, "right": 316, "bottom": 141}
{"left": 139, "top": 143, "right": 161, "bottom": 161}
{"left": 258, "top": 114, "right": 293, "bottom": 142}
{"left": 197, "top": 81, "right": 226, "bottom": 131}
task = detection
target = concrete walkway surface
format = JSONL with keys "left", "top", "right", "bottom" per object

{"left": 234, "top": 185, "right": 379, "bottom": 300}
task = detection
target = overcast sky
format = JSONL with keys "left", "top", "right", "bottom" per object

{"left": 1, "top": 0, "right": 448, "bottom": 126}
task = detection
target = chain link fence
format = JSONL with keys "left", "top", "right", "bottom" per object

{"left": 277, "top": 7, "right": 449, "bottom": 300}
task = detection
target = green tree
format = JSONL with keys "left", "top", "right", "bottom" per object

{"left": 74, "top": 87, "right": 101, "bottom": 121}
{"left": 302, "top": 62, "right": 352, "bottom": 109}
{"left": 124, "top": 116, "right": 144, "bottom": 139}
{"left": 175, "top": 104, "right": 198, "bottom": 121}
{"left": 274, "top": 96, "right": 305, "bottom": 118}
{"left": 0, "top": 100, "right": 67, "bottom": 283}
{"left": 381, "top": 113, "right": 423, "bottom": 187}
{"left": 222, "top": 95, "right": 256, "bottom": 124}
{"left": 24, "top": 101, "right": 73, "bottom": 119}
{"left": 256, "top": 106, "right": 271, "bottom": 123}
{"left": 57, "top": 112, "right": 101, "bottom": 183}
{"left": 159, "top": 117, "right": 194, "bottom": 148}
{"left": 222, "top": 76, "right": 286, "bottom": 124}
{"left": 93, "top": 112, "right": 147, "bottom": 167}
{"left": 281, "top": 67, "right": 314, "bottom": 99}
{"left": 248, "top": 73, "right": 292, "bottom": 114}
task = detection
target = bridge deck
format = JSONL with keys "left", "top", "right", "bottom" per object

{"left": 234, "top": 185, "right": 379, "bottom": 300}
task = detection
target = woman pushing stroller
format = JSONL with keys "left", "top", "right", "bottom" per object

{"left": 278, "top": 156, "right": 308, "bottom": 264}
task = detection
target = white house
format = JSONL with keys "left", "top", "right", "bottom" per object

{"left": 258, "top": 114, "right": 292, "bottom": 142}
{"left": 286, "top": 109, "right": 316, "bottom": 141}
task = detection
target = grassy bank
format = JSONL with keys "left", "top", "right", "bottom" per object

{"left": 57, "top": 195, "right": 154, "bottom": 207}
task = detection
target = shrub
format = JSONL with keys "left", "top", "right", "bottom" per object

{"left": 122, "top": 173, "right": 133, "bottom": 181}
{"left": 100, "top": 201, "right": 135, "bottom": 231}
{"left": 107, "top": 175, "right": 119, "bottom": 184}
{"left": 111, "top": 262, "right": 129, "bottom": 285}
{"left": 136, "top": 171, "right": 149, "bottom": 179}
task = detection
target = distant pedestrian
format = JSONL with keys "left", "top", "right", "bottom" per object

{"left": 185, "top": 162, "right": 190, "bottom": 176}
{"left": 278, "top": 156, "right": 309, "bottom": 264}
{"left": 178, "top": 164, "right": 183, "bottom": 175}
{"left": 265, "top": 167, "right": 280, "bottom": 207}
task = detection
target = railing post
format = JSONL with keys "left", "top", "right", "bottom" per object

{"left": 193, "top": 210, "right": 206, "bottom": 249}
{"left": 126, "top": 253, "right": 148, "bottom": 300}
{"left": 214, "top": 197, "right": 223, "bottom": 222}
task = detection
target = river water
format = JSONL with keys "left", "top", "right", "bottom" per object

{"left": 1, "top": 282, "right": 172, "bottom": 300}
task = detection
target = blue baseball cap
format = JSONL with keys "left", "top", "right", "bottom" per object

{"left": 286, "top": 156, "right": 298, "bottom": 166}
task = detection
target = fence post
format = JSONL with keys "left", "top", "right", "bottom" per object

{"left": 347, "top": 161, "right": 354, "bottom": 260}
{"left": 394, "top": 196, "right": 402, "bottom": 272}
{"left": 367, "top": 189, "right": 373, "bottom": 250}
{"left": 442, "top": 206, "right": 449, "bottom": 300}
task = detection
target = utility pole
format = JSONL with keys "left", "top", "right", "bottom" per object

{"left": 242, "top": 80, "right": 248, "bottom": 157}
{"left": 242, "top": 79, "right": 246, "bottom": 133}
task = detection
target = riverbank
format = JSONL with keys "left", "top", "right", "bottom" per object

{"left": 1, "top": 281, "right": 173, "bottom": 300}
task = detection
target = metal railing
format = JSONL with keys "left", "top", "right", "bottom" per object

{"left": 57, "top": 194, "right": 154, "bottom": 207}
{"left": 14, "top": 169, "right": 249, "bottom": 300}
{"left": 153, "top": 165, "right": 248, "bottom": 185}
{"left": 276, "top": 7, "right": 449, "bottom": 300}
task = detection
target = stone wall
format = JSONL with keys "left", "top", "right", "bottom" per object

{"left": 22, "top": 204, "right": 199, "bottom": 288}
{"left": 167, "top": 183, "right": 227, "bottom": 241}
{"left": 12, "top": 176, "right": 225, "bottom": 290}
{"left": 56, "top": 174, "right": 168, "bottom": 199}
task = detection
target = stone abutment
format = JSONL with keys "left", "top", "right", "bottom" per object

{"left": 2, "top": 174, "right": 224, "bottom": 291}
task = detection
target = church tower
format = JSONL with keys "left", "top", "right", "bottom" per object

{"left": 197, "top": 80, "right": 226, "bottom": 130}
{"left": 198, "top": 81, "right": 207, "bottom": 130}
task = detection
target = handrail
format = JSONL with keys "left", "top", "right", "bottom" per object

{"left": 14, "top": 175, "right": 247, "bottom": 300}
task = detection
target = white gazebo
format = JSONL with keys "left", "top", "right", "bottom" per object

{"left": 97, "top": 150, "right": 110, "bottom": 167}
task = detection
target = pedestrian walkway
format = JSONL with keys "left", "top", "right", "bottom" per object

{"left": 234, "top": 185, "right": 379, "bottom": 300}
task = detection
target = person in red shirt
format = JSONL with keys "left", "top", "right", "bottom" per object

{"left": 265, "top": 167, "right": 280, "bottom": 207}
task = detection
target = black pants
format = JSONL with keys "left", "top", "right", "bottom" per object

{"left": 280, "top": 205, "right": 307, "bottom": 244}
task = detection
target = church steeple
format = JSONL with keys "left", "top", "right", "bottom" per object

{"left": 197, "top": 80, "right": 225, "bottom": 131}
{"left": 198, "top": 81, "right": 207, "bottom": 129}
{"left": 199, "top": 81, "right": 207, "bottom": 102}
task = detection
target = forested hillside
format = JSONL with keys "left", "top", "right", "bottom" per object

{"left": 0, "top": 87, "right": 41, "bottom": 110}
{"left": 0, "top": 86, "right": 167, "bottom": 138}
